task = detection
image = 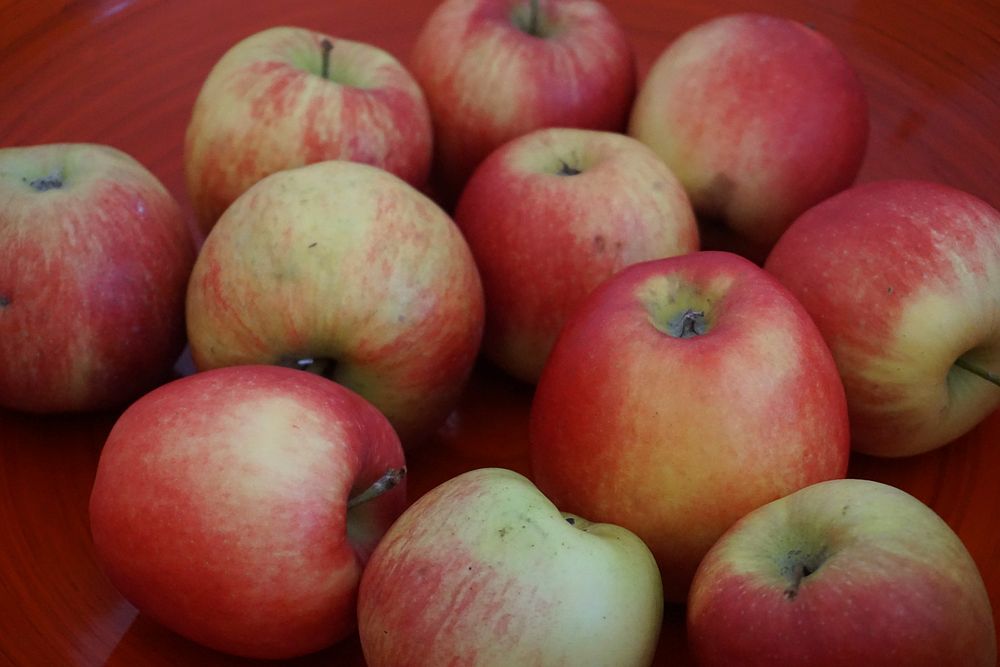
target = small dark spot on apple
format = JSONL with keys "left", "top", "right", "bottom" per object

{"left": 842, "top": 504, "right": 849, "bottom": 515}
{"left": 498, "top": 527, "right": 509, "bottom": 538}
{"left": 308, "top": 242, "right": 318, "bottom": 248}
{"left": 887, "top": 286, "right": 894, "bottom": 294}
{"left": 0, "top": 295, "right": 10, "bottom": 308}
{"left": 593, "top": 235, "right": 606, "bottom": 252}
{"left": 565, "top": 517, "right": 575, "bottom": 525}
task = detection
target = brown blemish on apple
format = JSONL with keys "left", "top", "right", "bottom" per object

{"left": 0, "top": 295, "right": 9, "bottom": 307}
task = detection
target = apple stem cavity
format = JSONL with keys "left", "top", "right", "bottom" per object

{"left": 320, "top": 38, "right": 334, "bottom": 80}
{"left": 557, "top": 160, "right": 581, "bottom": 176}
{"left": 955, "top": 356, "right": 1000, "bottom": 388}
{"left": 667, "top": 309, "right": 707, "bottom": 338}
{"left": 347, "top": 467, "right": 407, "bottom": 509}
{"left": 26, "top": 168, "right": 64, "bottom": 192}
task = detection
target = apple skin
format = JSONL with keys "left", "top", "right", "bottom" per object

{"left": 454, "top": 127, "right": 699, "bottom": 383}
{"left": 89, "top": 364, "right": 407, "bottom": 659}
{"left": 764, "top": 180, "right": 1000, "bottom": 456}
{"left": 184, "top": 26, "right": 433, "bottom": 234}
{"left": 688, "top": 478, "right": 997, "bottom": 667}
{"left": 357, "top": 467, "right": 663, "bottom": 667}
{"left": 185, "top": 160, "right": 484, "bottom": 447}
{"left": 529, "top": 251, "right": 850, "bottom": 601}
{"left": 0, "top": 143, "right": 194, "bottom": 413}
{"left": 628, "top": 13, "right": 868, "bottom": 261}
{"left": 410, "top": 0, "right": 636, "bottom": 203}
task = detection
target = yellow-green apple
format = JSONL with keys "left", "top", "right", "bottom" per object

{"left": 765, "top": 180, "right": 1000, "bottom": 456}
{"left": 688, "top": 478, "right": 997, "bottom": 666}
{"left": 185, "top": 160, "right": 484, "bottom": 446}
{"left": 454, "top": 127, "right": 699, "bottom": 383}
{"left": 89, "top": 364, "right": 407, "bottom": 659}
{"left": 0, "top": 143, "right": 194, "bottom": 413}
{"left": 357, "top": 467, "right": 662, "bottom": 667}
{"left": 529, "top": 251, "right": 850, "bottom": 601}
{"left": 184, "top": 26, "right": 433, "bottom": 234}
{"left": 629, "top": 13, "right": 868, "bottom": 262}
{"left": 410, "top": 0, "right": 636, "bottom": 204}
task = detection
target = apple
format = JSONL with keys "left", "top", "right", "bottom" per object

{"left": 185, "top": 160, "right": 485, "bottom": 446}
{"left": 454, "top": 127, "right": 699, "bottom": 383}
{"left": 184, "top": 26, "right": 433, "bottom": 234}
{"left": 89, "top": 364, "right": 407, "bottom": 659}
{"left": 688, "top": 478, "right": 997, "bottom": 666}
{"left": 410, "top": 0, "right": 636, "bottom": 204}
{"left": 628, "top": 13, "right": 868, "bottom": 261}
{"left": 529, "top": 251, "right": 850, "bottom": 601}
{"left": 764, "top": 179, "right": 1000, "bottom": 456}
{"left": 0, "top": 143, "right": 194, "bottom": 413}
{"left": 357, "top": 467, "right": 663, "bottom": 666}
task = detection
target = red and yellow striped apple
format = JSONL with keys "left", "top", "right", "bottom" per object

{"left": 688, "top": 478, "right": 997, "bottom": 667}
{"left": 357, "top": 467, "right": 663, "bottom": 667}
{"left": 765, "top": 179, "right": 1000, "bottom": 456}
{"left": 454, "top": 127, "right": 698, "bottom": 383}
{"left": 89, "top": 365, "right": 407, "bottom": 659}
{"left": 530, "top": 251, "right": 850, "bottom": 601}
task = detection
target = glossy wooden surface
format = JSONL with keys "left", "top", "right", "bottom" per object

{"left": 1, "top": 1, "right": 998, "bottom": 664}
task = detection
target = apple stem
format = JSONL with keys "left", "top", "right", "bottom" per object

{"left": 529, "top": 0, "right": 540, "bottom": 36}
{"left": 955, "top": 356, "right": 1000, "bottom": 388}
{"left": 347, "top": 467, "right": 406, "bottom": 509}
{"left": 667, "top": 309, "right": 707, "bottom": 339}
{"left": 320, "top": 38, "right": 334, "bottom": 80}
{"left": 26, "top": 168, "right": 64, "bottom": 191}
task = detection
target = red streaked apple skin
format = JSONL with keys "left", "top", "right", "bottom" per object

{"left": 185, "top": 160, "right": 485, "bottom": 446}
{"left": 454, "top": 127, "right": 698, "bottom": 383}
{"left": 765, "top": 180, "right": 1000, "bottom": 456}
{"left": 89, "top": 365, "right": 406, "bottom": 660}
{"left": 529, "top": 251, "right": 850, "bottom": 601}
{"left": 410, "top": 0, "right": 636, "bottom": 201}
{"left": 629, "top": 13, "right": 868, "bottom": 258}
{"left": 185, "top": 26, "right": 432, "bottom": 233}
{"left": 357, "top": 468, "right": 663, "bottom": 667}
{"left": 688, "top": 479, "right": 997, "bottom": 667}
{"left": 0, "top": 143, "right": 194, "bottom": 413}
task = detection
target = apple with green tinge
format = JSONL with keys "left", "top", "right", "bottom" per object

{"left": 89, "top": 365, "right": 407, "bottom": 659}
{"left": 185, "top": 160, "right": 484, "bottom": 447}
{"left": 688, "top": 478, "right": 997, "bottom": 666}
{"left": 629, "top": 13, "right": 868, "bottom": 261}
{"left": 410, "top": 0, "right": 636, "bottom": 204}
{"left": 184, "top": 26, "right": 432, "bottom": 234}
{"left": 530, "top": 251, "right": 850, "bottom": 601}
{"left": 765, "top": 179, "right": 1000, "bottom": 457}
{"left": 0, "top": 143, "right": 194, "bottom": 413}
{"left": 454, "top": 127, "right": 699, "bottom": 383}
{"left": 357, "top": 467, "right": 663, "bottom": 667}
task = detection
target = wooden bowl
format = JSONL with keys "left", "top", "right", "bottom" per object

{"left": 1, "top": 1, "right": 997, "bottom": 664}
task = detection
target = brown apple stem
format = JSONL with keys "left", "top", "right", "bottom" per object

{"left": 955, "top": 357, "right": 1000, "bottom": 388}
{"left": 28, "top": 168, "right": 64, "bottom": 191}
{"left": 320, "top": 38, "right": 334, "bottom": 80}
{"left": 783, "top": 562, "right": 808, "bottom": 600}
{"left": 667, "top": 309, "right": 707, "bottom": 338}
{"left": 347, "top": 467, "right": 406, "bottom": 509}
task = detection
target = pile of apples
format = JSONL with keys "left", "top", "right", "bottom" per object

{"left": 1, "top": 1, "right": 998, "bottom": 665}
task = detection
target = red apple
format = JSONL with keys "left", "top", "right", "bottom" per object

{"left": 765, "top": 179, "right": 1000, "bottom": 456}
{"left": 454, "top": 127, "right": 699, "bottom": 383}
{"left": 410, "top": 0, "right": 636, "bottom": 203}
{"left": 688, "top": 478, "right": 997, "bottom": 666}
{"left": 89, "top": 364, "right": 407, "bottom": 659}
{"left": 629, "top": 13, "right": 868, "bottom": 261}
{"left": 184, "top": 26, "right": 433, "bottom": 234}
{"left": 185, "top": 160, "right": 484, "bottom": 446}
{"left": 529, "top": 251, "right": 850, "bottom": 601}
{"left": 0, "top": 143, "right": 194, "bottom": 413}
{"left": 357, "top": 467, "right": 663, "bottom": 666}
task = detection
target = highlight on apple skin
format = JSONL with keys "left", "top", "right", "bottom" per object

{"left": 529, "top": 250, "right": 851, "bottom": 602}
{"left": 765, "top": 179, "right": 1000, "bottom": 457}
{"left": 687, "top": 478, "right": 997, "bottom": 667}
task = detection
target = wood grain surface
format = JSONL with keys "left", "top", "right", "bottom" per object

{"left": 2, "top": 1, "right": 999, "bottom": 665}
